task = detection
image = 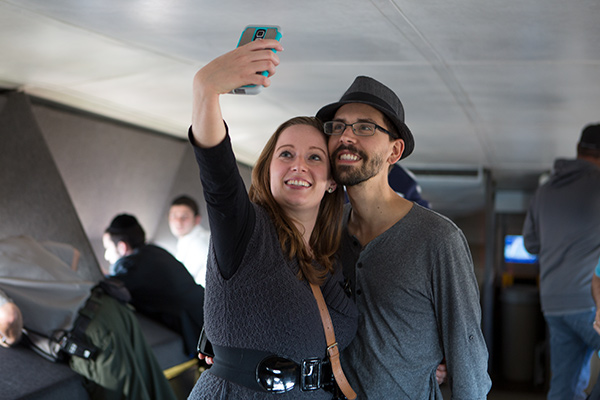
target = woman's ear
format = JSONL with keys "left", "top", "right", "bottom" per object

{"left": 327, "top": 181, "right": 337, "bottom": 194}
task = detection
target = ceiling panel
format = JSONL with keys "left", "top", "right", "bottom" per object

{"left": 1, "top": 0, "right": 599, "bottom": 216}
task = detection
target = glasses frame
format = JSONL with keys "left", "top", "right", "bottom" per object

{"left": 323, "top": 121, "right": 391, "bottom": 137}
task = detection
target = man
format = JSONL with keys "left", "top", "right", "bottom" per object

{"left": 523, "top": 123, "right": 600, "bottom": 400}
{"left": 0, "top": 235, "right": 176, "bottom": 400}
{"left": 168, "top": 195, "right": 211, "bottom": 287}
{"left": 103, "top": 213, "right": 204, "bottom": 356}
{"left": 316, "top": 76, "right": 491, "bottom": 399}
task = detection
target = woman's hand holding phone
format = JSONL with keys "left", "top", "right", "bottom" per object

{"left": 191, "top": 37, "right": 283, "bottom": 148}
{"left": 194, "top": 39, "right": 282, "bottom": 97}
{"left": 229, "top": 25, "right": 283, "bottom": 94}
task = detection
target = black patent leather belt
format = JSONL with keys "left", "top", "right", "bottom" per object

{"left": 209, "top": 344, "right": 334, "bottom": 393}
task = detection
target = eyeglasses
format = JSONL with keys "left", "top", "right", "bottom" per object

{"left": 324, "top": 121, "right": 391, "bottom": 137}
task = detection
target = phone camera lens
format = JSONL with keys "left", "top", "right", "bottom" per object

{"left": 255, "top": 29, "right": 266, "bottom": 39}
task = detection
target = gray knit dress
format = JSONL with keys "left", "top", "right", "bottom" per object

{"left": 187, "top": 133, "right": 358, "bottom": 399}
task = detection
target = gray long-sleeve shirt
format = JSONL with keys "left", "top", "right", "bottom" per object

{"left": 339, "top": 204, "right": 491, "bottom": 399}
{"left": 523, "top": 158, "right": 600, "bottom": 314}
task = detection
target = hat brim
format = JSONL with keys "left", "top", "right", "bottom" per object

{"left": 316, "top": 100, "right": 414, "bottom": 160}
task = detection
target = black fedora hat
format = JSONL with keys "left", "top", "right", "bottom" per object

{"left": 316, "top": 76, "right": 414, "bottom": 159}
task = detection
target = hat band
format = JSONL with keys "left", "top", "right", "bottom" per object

{"left": 580, "top": 142, "right": 600, "bottom": 150}
{"left": 341, "top": 92, "right": 403, "bottom": 122}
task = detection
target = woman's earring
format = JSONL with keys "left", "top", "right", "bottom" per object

{"left": 327, "top": 187, "right": 334, "bottom": 193}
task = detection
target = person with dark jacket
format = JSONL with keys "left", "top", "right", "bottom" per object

{"left": 103, "top": 214, "right": 204, "bottom": 356}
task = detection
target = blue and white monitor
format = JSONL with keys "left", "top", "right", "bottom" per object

{"left": 504, "top": 235, "right": 538, "bottom": 264}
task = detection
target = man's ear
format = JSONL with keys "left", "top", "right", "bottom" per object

{"left": 388, "top": 139, "right": 405, "bottom": 164}
{"left": 116, "top": 241, "right": 131, "bottom": 257}
{"left": 195, "top": 215, "right": 201, "bottom": 226}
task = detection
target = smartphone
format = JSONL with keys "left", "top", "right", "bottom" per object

{"left": 197, "top": 326, "right": 214, "bottom": 358}
{"left": 229, "top": 25, "right": 283, "bottom": 95}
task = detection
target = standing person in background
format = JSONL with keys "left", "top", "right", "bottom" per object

{"left": 590, "top": 258, "right": 600, "bottom": 400}
{"left": 316, "top": 75, "right": 491, "bottom": 399}
{"left": 169, "top": 195, "right": 211, "bottom": 287}
{"left": 523, "top": 123, "right": 600, "bottom": 400}
{"left": 103, "top": 213, "right": 205, "bottom": 357}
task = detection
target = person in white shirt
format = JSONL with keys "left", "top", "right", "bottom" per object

{"left": 168, "top": 195, "right": 210, "bottom": 287}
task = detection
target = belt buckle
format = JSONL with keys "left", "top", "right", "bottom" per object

{"left": 301, "top": 357, "right": 321, "bottom": 391}
{"left": 256, "top": 356, "right": 297, "bottom": 393}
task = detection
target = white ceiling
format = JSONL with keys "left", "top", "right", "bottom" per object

{"left": 2, "top": 0, "right": 599, "bottom": 216}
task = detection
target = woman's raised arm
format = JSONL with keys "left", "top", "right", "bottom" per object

{"left": 190, "top": 39, "right": 283, "bottom": 148}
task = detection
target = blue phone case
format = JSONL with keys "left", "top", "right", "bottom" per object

{"left": 229, "top": 25, "right": 282, "bottom": 95}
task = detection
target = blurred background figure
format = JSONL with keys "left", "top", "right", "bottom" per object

{"left": 388, "top": 164, "right": 431, "bottom": 209}
{"left": 168, "top": 195, "right": 210, "bottom": 287}
{"left": 522, "top": 123, "right": 600, "bottom": 400}
{"left": 103, "top": 213, "right": 204, "bottom": 357}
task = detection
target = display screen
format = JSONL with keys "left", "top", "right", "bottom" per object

{"left": 504, "top": 235, "right": 538, "bottom": 264}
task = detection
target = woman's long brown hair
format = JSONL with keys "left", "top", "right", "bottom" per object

{"left": 249, "top": 116, "right": 344, "bottom": 285}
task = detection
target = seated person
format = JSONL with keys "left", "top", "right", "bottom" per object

{"left": 0, "top": 235, "right": 176, "bottom": 400}
{"left": 168, "top": 195, "right": 211, "bottom": 287}
{"left": 0, "top": 296, "right": 22, "bottom": 347}
{"left": 103, "top": 213, "right": 204, "bottom": 356}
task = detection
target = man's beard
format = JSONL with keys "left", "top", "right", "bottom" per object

{"left": 331, "top": 145, "right": 385, "bottom": 187}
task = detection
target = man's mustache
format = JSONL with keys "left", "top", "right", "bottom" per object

{"left": 331, "top": 144, "right": 367, "bottom": 162}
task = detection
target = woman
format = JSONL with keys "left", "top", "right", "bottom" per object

{"left": 187, "top": 39, "right": 358, "bottom": 399}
